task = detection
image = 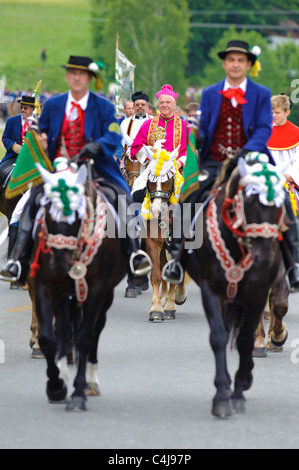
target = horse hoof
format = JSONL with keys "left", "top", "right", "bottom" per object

{"left": 125, "top": 287, "right": 137, "bottom": 298}
{"left": 149, "top": 311, "right": 165, "bottom": 322}
{"left": 31, "top": 348, "right": 44, "bottom": 359}
{"left": 231, "top": 398, "right": 246, "bottom": 414}
{"left": 47, "top": 380, "right": 67, "bottom": 403}
{"left": 164, "top": 310, "right": 176, "bottom": 320}
{"left": 267, "top": 342, "right": 283, "bottom": 352}
{"left": 85, "top": 383, "right": 101, "bottom": 397}
{"left": 66, "top": 396, "right": 87, "bottom": 412}
{"left": 271, "top": 330, "right": 288, "bottom": 348}
{"left": 212, "top": 399, "right": 233, "bottom": 419}
{"left": 252, "top": 347, "right": 267, "bottom": 358}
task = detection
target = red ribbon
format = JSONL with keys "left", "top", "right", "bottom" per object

{"left": 70, "top": 101, "right": 83, "bottom": 121}
{"left": 219, "top": 88, "right": 247, "bottom": 105}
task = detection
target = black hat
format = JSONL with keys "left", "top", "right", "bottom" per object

{"left": 17, "top": 95, "right": 37, "bottom": 107}
{"left": 132, "top": 90, "right": 149, "bottom": 102}
{"left": 61, "top": 55, "right": 97, "bottom": 77}
{"left": 218, "top": 40, "right": 256, "bottom": 65}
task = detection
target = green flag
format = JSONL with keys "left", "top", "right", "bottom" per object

{"left": 180, "top": 127, "right": 200, "bottom": 202}
{"left": 5, "top": 129, "right": 53, "bottom": 199}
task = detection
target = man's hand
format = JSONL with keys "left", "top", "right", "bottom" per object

{"left": 78, "top": 142, "right": 101, "bottom": 160}
{"left": 11, "top": 143, "right": 22, "bottom": 154}
{"left": 38, "top": 133, "right": 48, "bottom": 151}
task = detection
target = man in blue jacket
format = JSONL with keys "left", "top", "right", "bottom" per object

{"left": 1, "top": 95, "right": 36, "bottom": 187}
{"left": 0, "top": 56, "right": 151, "bottom": 285}
{"left": 164, "top": 40, "right": 299, "bottom": 289}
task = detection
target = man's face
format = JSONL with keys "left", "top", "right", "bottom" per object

{"left": 222, "top": 52, "right": 252, "bottom": 83}
{"left": 20, "top": 105, "right": 35, "bottom": 119}
{"left": 134, "top": 99, "right": 147, "bottom": 117}
{"left": 124, "top": 101, "right": 134, "bottom": 117}
{"left": 65, "top": 69, "right": 92, "bottom": 96}
{"left": 158, "top": 96, "right": 176, "bottom": 118}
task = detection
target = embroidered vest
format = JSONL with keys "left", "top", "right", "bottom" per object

{"left": 210, "top": 98, "right": 247, "bottom": 162}
{"left": 55, "top": 112, "right": 86, "bottom": 160}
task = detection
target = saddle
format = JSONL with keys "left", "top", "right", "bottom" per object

{"left": 0, "top": 157, "right": 16, "bottom": 196}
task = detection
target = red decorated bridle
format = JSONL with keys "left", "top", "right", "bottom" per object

{"left": 206, "top": 185, "right": 286, "bottom": 302}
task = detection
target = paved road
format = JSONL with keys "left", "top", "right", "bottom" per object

{"left": 0, "top": 217, "right": 299, "bottom": 449}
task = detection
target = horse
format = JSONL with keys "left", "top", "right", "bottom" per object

{"left": 135, "top": 143, "right": 188, "bottom": 322}
{"left": 253, "top": 183, "right": 299, "bottom": 356}
{"left": 30, "top": 158, "right": 127, "bottom": 411}
{"left": 176, "top": 153, "right": 287, "bottom": 418}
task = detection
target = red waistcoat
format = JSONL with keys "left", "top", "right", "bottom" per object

{"left": 55, "top": 112, "right": 86, "bottom": 160}
{"left": 210, "top": 97, "right": 247, "bottom": 162}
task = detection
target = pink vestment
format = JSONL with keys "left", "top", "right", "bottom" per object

{"left": 130, "top": 114, "right": 188, "bottom": 167}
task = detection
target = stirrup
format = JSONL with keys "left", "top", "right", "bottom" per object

{"left": 161, "top": 259, "right": 184, "bottom": 285}
{"left": 285, "top": 266, "right": 299, "bottom": 293}
{"left": 0, "top": 260, "right": 22, "bottom": 283}
{"left": 130, "top": 250, "right": 152, "bottom": 277}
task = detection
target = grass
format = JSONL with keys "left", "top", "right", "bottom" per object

{"left": 0, "top": 0, "right": 97, "bottom": 92}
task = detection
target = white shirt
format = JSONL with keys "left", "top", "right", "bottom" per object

{"left": 223, "top": 78, "right": 247, "bottom": 108}
{"left": 120, "top": 114, "right": 150, "bottom": 156}
{"left": 65, "top": 91, "right": 89, "bottom": 121}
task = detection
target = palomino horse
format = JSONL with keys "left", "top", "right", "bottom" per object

{"left": 178, "top": 153, "right": 287, "bottom": 418}
{"left": 30, "top": 159, "right": 127, "bottom": 411}
{"left": 135, "top": 144, "right": 188, "bottom": 321}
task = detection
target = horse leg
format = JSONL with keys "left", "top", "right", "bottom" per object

{"left": 85, "top": 291, "right": 113, "bottom": 397}
{"left": 268, "top": 279, "right": 289, "bottom": 350}
{"left": 28, "top": 280, "right": 44, "bottom": 359}
{"left": 163, "top": 284, "right": 176, "bottom": 320}
{"left": 200, "top": 280, "right": 232, "bottom": 418}
{"left": 35, "top": 284, "right": 67, "bottom": 402}
{"left": 175, "top": 280, "right": 187, "bottom": 306}
{"left": 231, "top": 299, "right": 266, "bottom": 414}
{"left": 252, "top": 313, "right": 267, "bottom": 358}
{"left": 147, "top": 238, "right": 164, "bottom": 322}
{"left": 66, "top": 284, "right": 108, "bottom": 411}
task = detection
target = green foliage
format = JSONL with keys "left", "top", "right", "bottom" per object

{"left": 92, "top": 0, "right": 190, "bottom": 103}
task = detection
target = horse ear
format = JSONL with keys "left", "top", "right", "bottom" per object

{"left": 36, "top": 163, "right": 57, "bottom": 185}
{"left": 169, "top": 145, "right": 181, "bottom": 161}
{"left": 238, "top": 158, "right": 250, "bottom": 177}
{"left": 76, "top": 164, "right": 88, "bottom": 185}
{"left": 143, "top": 145, "right": 154, "bottom": 161}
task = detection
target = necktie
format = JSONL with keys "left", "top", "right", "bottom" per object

{"left": 219, "top": 88, "right": 247, "bottom": 105}
{"left": 70, "top": 101, "right": 83, "bottom": 122}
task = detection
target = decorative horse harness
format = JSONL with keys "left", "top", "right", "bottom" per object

{"left": 206, "top": 185, "right": 286, "bottom": 302}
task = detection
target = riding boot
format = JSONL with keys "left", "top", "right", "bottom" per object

{"left": 282, "top": 196, "right": 299, "bottom": 292}
{"left": 119, "top": 192, "right": 152, "bottom": 277}
{"left": 0, "top": 191, "right": 38, "bottom": 286}
{"left": 7, "top": 224, "right": 18, "bottom": 259}
{"left": 162, "top": 202, "right": 185, "bottom": 285}
{"left": 281, "top": 222, "right": 299, "bottom": 291}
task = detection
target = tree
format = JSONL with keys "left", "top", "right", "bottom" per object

{"left": 91, "top": 0, "right": 190, "bottom": 103}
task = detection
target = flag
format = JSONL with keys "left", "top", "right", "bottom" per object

{"left": 180, "top": 127, "right": 200, "bottom": 202}
{"left": 115, "top": 47, "right": 135, "bottom": 117}
{"left": 5, "top": 129, "right": 53, "bottom": 199}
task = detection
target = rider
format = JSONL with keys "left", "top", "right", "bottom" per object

{"left": 120, "top": 90, "right": 150, "bottom": 161}
{"left": 163, "top": 40, "right": 299, "bottom": 291}
{"left": 0, "top": 55, "right": 151, "bottom": 285}
{"left": 130, "top": 84, "right": 188, "bottom": 171}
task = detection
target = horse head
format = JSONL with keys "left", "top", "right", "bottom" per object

{"left": 222, "top": 152, "right": 286, "bottom": 267}
{"left": 34, "top": 158, "right": 90, "bottom": 277}
{"left": 141, "top": 145, "right": 183, "bottom": 220}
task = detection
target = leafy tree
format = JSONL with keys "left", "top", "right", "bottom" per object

{"left": 91, "top": 0, "right": 190, "bottom": 103}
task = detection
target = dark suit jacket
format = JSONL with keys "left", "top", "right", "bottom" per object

{"left": 1, "top": 114, "right": 22, "bottom": 162}
{"left": 199, "top": 78, "right": 274, "bottom": 164}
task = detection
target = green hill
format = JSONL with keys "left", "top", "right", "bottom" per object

{"left": 0, "top": 0, "right": 96, "bottom": 92}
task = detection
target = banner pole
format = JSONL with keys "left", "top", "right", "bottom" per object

{"left": 115, "top": 32, "right": 119, "bottom": 118}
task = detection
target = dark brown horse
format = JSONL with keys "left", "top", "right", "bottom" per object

{"left": 30, "top": 161, "right": 127, "bottom": 411}
{"left": 183, "top": 155, "right": 287, "bottom": 418}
